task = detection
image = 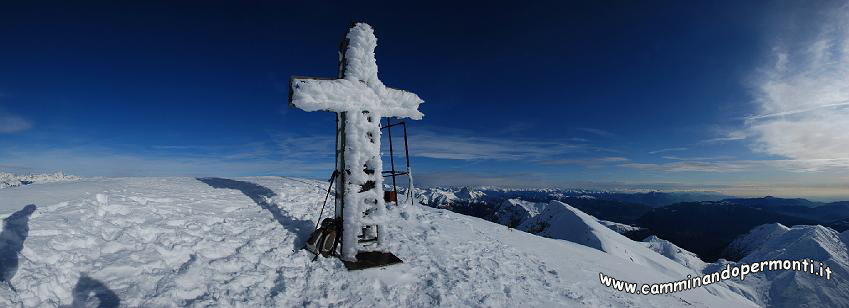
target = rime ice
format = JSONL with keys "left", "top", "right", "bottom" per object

{"left": 290, "top": 23, "right": 424, "bottom": 119}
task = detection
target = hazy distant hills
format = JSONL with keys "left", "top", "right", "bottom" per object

{"left": 636, "top": 202, "right": 818, "bottom": 262}
{"left": 719, "top": 197, "right": 849, "bottom": 231}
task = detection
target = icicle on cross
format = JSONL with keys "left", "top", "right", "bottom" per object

{"left": 289, "top": 23, "right": 424, "bottom": 261}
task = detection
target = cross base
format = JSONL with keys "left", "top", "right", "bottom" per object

{"left": 341, "top": 251, "right": 403, "bottom": 271}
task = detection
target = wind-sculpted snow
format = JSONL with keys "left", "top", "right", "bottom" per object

{"left": 0, "top": 177, "right": 756, "bottom": 306}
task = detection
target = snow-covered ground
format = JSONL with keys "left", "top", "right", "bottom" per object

{"left": 0, "top": 177, "right": 758, "bottom": 307}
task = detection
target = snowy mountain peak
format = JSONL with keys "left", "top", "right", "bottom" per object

{"left": 455, "top": 187, "right": 485, "bottom": 200}
{"left": 493, "top": 199, "right": 546, "bottom": 227}
{"left": 724, "top": 223, "right": 791, "bottom": 260}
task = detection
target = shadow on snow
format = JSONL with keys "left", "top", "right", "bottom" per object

{"left": 196, "top": 177, "right": 314, "bottom": 249}
{"left": 0, "top": 204, "right": 36, "bottom": 285}
{"left": 68, "top": 274, "right": 121, "bottom": 308}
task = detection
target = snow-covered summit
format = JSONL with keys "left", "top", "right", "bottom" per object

{"left": 0, "top": 177, "right": 755, "bottom": 307}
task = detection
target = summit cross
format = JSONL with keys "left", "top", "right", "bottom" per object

{"left": 289, "top": 22, "right": 424, "bottom": 261}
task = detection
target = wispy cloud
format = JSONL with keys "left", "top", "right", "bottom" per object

{"left": 619, "top": 161, "right": 751, "bottom": 172}
{"left": 541, "top": 156, "right": 629, "bottom": 165}
{"left": 745, "top": 99, "right": 849, "bottom": 120}
{"left": 0, "top": 108, "right": 32, "bottom": 133}
{"left": 270, "top": 127, "right": 618, "bottom": 163}
{"left": 409, "top": 128, "right": 602, "bottom": 161}
{"left": 577, "top": 127, "right": 615, "bottom": 138}
{"left": 744, "top": 4, "right": 849, "bottom": 170}
{"left": 415, "top": 171, "right": 557, "bottom": 188}
{"left": 269, "top": 132, "right": 335, "bottom": 160}
{"left": 701, "top": 130, "right": 747, "bottom": 144}
{"left": 649, "top": 147, "right": 687, "bottom": 154}
{"left": 662, "top": 155, "right": 735, "bottom": 161}
{"left": 620, "top": 157, "right": 849, "bottom": 173}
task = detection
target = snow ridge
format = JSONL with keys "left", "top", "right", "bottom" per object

{"left": 0, "top": 172, "right": 80, "bottom": 189}
{"left": 723, "top": 223, "right": 849, "bottom": 307}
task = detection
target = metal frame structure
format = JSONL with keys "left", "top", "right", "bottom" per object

{"left": 381, "top": 118, "right": 412, "bottom": 206}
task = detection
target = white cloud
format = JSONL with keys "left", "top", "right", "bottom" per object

{"left": 746, "top": 4, "right": 849, "bottom": 170}
{"left": 0, "top": 110, "right": 32, "bottom": 133}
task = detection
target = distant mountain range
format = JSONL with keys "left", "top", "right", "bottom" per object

{"left": 414, "top": 187, "right": 849, "bottom": 263}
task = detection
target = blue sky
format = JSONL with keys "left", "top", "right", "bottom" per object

{"left": 1, "top": 1, "right": 848, "bottom": 199}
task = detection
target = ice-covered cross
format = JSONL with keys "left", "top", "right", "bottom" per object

{"left": 289, "top": 22, "right": 423, "bottom": 261}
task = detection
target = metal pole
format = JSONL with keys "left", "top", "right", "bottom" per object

{"left": 402, "top": 121, "right": 410, "bottom": 169}
{"left": 386, "top": 118, "right": 398, "bottom": 206}
{"left": 403, "top": 121, "right": 413, "bottom": 205}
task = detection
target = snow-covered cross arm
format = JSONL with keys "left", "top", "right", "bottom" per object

{"left": 289, "top": 23, "right": 424, "bottom": 119}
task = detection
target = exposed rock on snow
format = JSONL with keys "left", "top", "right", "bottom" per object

{"left": 493, "top": 199, "right": 546, "bottom": 227}
{"left": 598, "top": 219, "right": 644, "bottom": 235}
{"left": 0, "top": 177, "right": 756, "bottom": 307}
